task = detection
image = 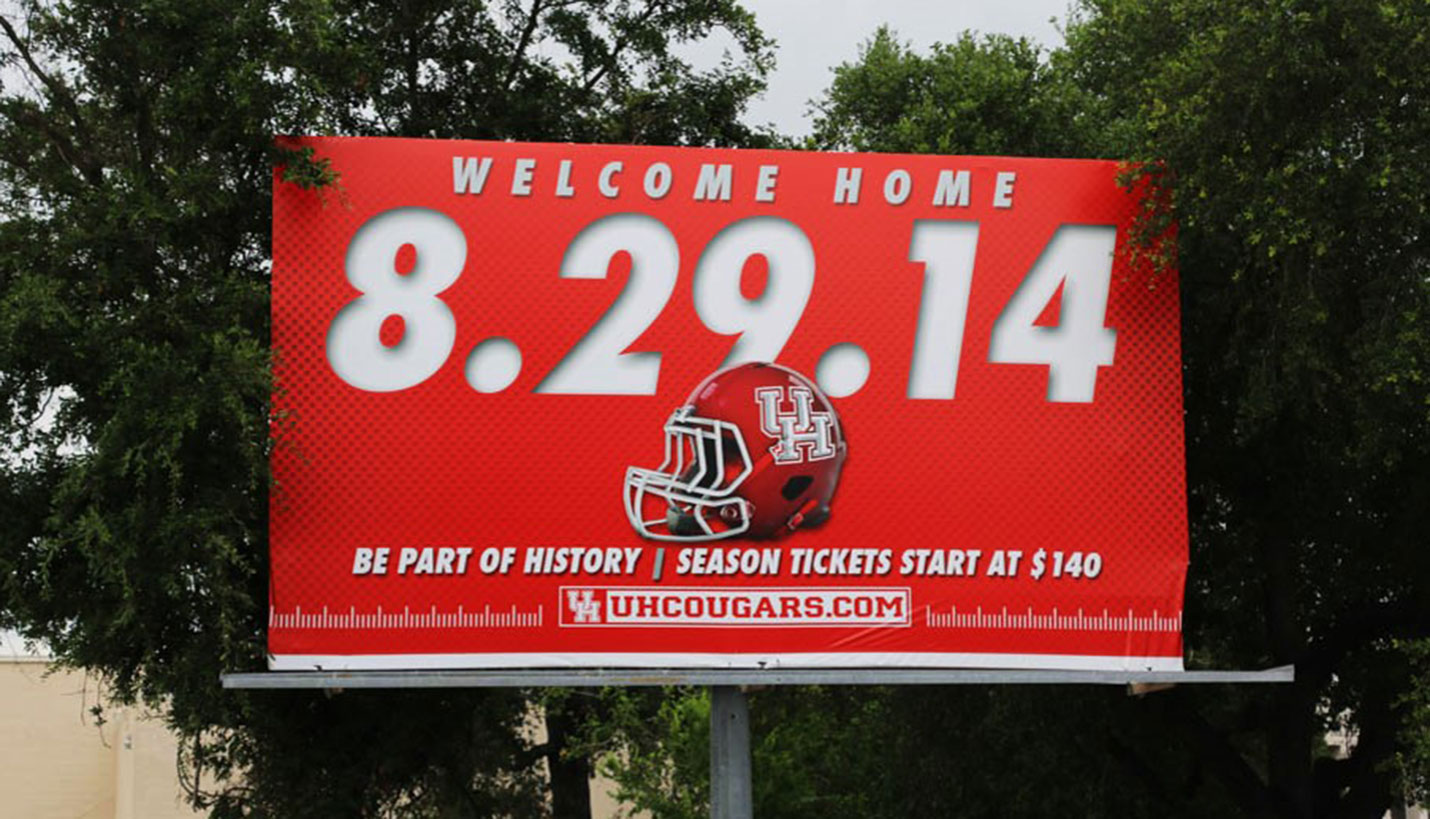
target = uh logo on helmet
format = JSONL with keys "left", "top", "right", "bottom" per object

{"left": 624, "top": 362, "right": 848, "bottom": 541}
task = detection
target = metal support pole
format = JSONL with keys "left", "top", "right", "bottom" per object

{"left": 709, "top": 685, "right": 753, "bottom": 819}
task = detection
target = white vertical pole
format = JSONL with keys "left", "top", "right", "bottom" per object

{"left": 709, "top": 685, "right": 752, "bottom": 819}
{"left": 114, "top": 707, "right": 136, "bottom": 819}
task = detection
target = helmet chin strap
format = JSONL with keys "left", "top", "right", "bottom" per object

{"left": 665, "top": 500, "right": 752, "bottom": 539}
{"left": 799, "top": 503, "right": 831, "bottom": 529}
{"left": 786, "top": 498, "right": 824, "bottom": 531}
{"left": 666, "top": 507, "right": 706, "bottom": 537}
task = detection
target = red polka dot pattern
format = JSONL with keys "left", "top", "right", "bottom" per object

{"left": 270, "top": 138, "right": 1186, "bottom": 670}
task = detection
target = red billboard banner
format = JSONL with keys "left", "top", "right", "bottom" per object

{"left": 270, "top": 136, "right": 1187, "bottom": 671}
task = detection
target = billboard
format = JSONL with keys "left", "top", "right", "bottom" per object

{"left": 270, "top": 136, "right": 1187, "bottom": 671}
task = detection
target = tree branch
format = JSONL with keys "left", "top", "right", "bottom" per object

{"left": 1328, "top": 696, "right": 1398, "bottom": 819}
{"left": 6, "top": 104, "right": 101, "bottom": 187}
{"left": 503, "top": 0, "right": 545, "bottom": 91}
{"left": 1104, "top": 728, "right": 1177, "bottom": 805}
{"left": 580, "top": 0, "right": 668, "bottom": 95}
{"left": 0, "top": 14, "right": 100, "bottom": 177}
{"left": 1300, "top": 599, "right": 1430, "bottom": 685}
{"left": 1154, "top": 693, "right": 1277, "bottom": 817}
{"left": 514, "top": 740, "right": 553, "bottom": 769}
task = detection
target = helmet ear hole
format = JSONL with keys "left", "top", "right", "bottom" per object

{"left": 780, "top": 475, "right": 813, "bottom": 501}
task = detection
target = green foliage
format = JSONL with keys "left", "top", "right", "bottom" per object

{"left": 1393, "top": 639, "right": 1430, "bottom": 804}
{"left": 0, "top": 0, "right": 770, "bottom": 814}
{"left": 743, "top": 687, "right": 885, "bottom": 816}
{"left": 1067, "top": 1, "right": 1430, "bottom": 815}
{"left": 601, "top": 3, "right": 1430, "bottom": 816}
{"left": 595, "top": 683, "right": 1261, "bottom": 818}
{"left": 202, "top": 688, "right": 547, "bottom": 819}
{"left": 811, "top": 26, "right": 1100, "bottom": 157}
{"left": 588, "top": 686, "right": 888, "bottom": 818}
{"left": 860, "top": 685, "right": 1248, "bottom": 818}
{"left": 291, "top": 0, "right": 776, "bottom": 147}
{"left": 585, "top": 688, "right": 711, "bottom": 818}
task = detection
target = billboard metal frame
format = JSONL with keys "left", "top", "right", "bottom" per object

{"left": 221, "top": 665, "right": 1292, "bottom": 689}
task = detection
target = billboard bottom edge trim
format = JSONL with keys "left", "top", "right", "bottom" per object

{"left": 268, "top": 651, "right": 1184, "bottom": 673}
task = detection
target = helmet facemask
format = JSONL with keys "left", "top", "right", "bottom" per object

{"left": 624, "top": 407, "right": 755, "bottom": 541}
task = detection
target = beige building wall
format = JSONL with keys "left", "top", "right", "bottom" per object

{"left": 590, "top": 774, "right": 633, "bottom": 819}
{"left": 0, "top": 636, "right": 202, "bottom": 819}
{"left": 1, "top": 634, "right": 637, "bottom": 818}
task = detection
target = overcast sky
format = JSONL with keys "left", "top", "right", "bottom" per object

{"left": 697, "top": 0, "right": 1076, "bottom": 138}
{"left": 0, "top": 3, "right": 1075, "bottom": 140}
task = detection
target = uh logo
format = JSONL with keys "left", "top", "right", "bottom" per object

{"left": 754, "top": 386, "right": 836, "bottom": 465}
{"left": 566, "top": 589, "right": 603, "bottom": 624}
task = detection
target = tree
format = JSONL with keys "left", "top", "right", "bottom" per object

{"left": 1066, "top": 1, "right": 1430, "bottom": 815}
{"left": 810, "top": 26, "right": 1101, "bottom": 158}
{"left": 588, "top": 28, "right": 1244, "bottom": 819}
{"left": 0, "top": 1, "right": 771, "bottom": 815}
{"left": 597, "top": 6, "right": 1430, "bottom": 816}
{"left": 767, "top": 5, "right": 1427, "bottom": 817}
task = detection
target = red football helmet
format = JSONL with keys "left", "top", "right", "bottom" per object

{"left": 624, "top": 362, "right": 848, "bottom": 541}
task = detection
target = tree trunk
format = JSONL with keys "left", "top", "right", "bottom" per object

{"left": 545, "top": 696, "right": 593, "bottom": 819}
{"left": 1262, "top": 539, "right": 1312, "bottom": 819}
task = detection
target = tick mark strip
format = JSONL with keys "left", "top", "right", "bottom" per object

{"left": 270, "top": 605, "right": 544, "bottom": 629}
{"left": 923, "top": 606, "right": 1181, "bottom": 632}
